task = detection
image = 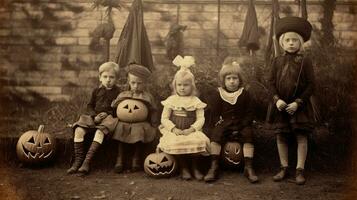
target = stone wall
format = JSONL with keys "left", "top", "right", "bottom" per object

{"left": 0, "top": 0, "right": 356, "bottom": 101}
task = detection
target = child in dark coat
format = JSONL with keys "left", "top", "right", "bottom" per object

{"left": 266, "top": 17, "right": 315, "bottom": 185}
{"left": 67, "top": 62, "right": 120, "bottom": 175}
{"left": 204, "top": 61, "right": 258, "bottom": 183}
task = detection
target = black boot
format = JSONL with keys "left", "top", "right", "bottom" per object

{"left": 204, "top": 155, "right": 219, "bottom": 182}
{"left": 131, "top": 143, "right": 141, "bottom": 172}
{"left": 295, "top": 168, "right": 306, "bottom": 185}
{"left": 273, "top": 166, "right": 289, "bottom": 182}
{"left": 67, "top": 142, "right": 85, "bottom": 174}
{"left": 192, "top": 156, "right": 204, "bottom": 181}
{"left": 78, "top": 141, "right": 101, "bottom": 174}
{"left": 244, "top": 157, "right": 259, "bottom": 183}
{"left": 177, "top": 155, "right": 192, "bottom": 180}
{"left": 114, "top": 142, "right": 124, "bottom": 173}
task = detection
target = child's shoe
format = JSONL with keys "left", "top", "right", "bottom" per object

{"left": 295, "top": 168, "right": 306, "bottom": 185}
{"left": 204, "top": 155, "right": 219, "bottom": 182}
{"left": 131, "top": 158, "right": 141, "bottom": 172}
{"left": 78, "top": 141, "right": 101, "bottom": 174}
{"left": 114, "top": 143, "right": 124, "bottom": 173}
{"left": 67, "top": 142, "right": 84, "bottom": 174}
{"left": 131, "top": 143, "right": 141, "bottom": 172}
{"left": 243, "top": 157, "right": 259, "bottom": 183}
{"left": 192, "top": 159, "right": 204, "bottom": 181}
{"left": 273, "top": 166, "right": 289, "bottom": 182}
{"left": 177, "top": 155, "right": 191, "bottom": 180}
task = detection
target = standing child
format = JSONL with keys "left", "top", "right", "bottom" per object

{"left": 204, "top": 60, "right": 258, "bottom": 183}
{"left": 266, "top": 17, "right": 314, "bottom": 185}
{"left": 67, "top": 62, "right": 120, "bottom": 175}
{"left": 111, "top": 64, "right": 158, "bottom": 173}
{"left": 157, "top": 55, "right": 210, "bottom": 180}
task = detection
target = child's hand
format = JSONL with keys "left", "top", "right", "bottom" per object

{"left": 276, "top": 99, "right": 287, "bottom": 111}
{"left": 182, "top": 127, "right": 195, "bottom": 135}
{"left": 94, "top": 112, "right": 108, "bottom": 123}
{"left": 286, "top": 102, "right": 298, "bottom": 115}
{"left": 172, "top": 128, "right": 183, "bottom": 135}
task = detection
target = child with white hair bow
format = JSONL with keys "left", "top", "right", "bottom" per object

{"left": 157, "top": 55, "right": 210, "bottom": 181}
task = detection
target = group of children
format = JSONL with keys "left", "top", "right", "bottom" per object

{"left": 67, "top": 17, "right": 315, "bottom": 186}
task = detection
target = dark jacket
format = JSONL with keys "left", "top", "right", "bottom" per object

{"left": 86, "top": 85, "right": 121, "bottom": 117}
{"left": 266, "top": 52, "right": 315, "bottom": 133}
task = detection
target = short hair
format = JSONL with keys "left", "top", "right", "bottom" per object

{"left": 278, "top": 31, "right": 305, "bottom": 52}
{"left": 98, "top": 62, "right": 120, "bottom": 76}
{"left": 171, "top": 69, "right": 198, "bottom": 96}
{"left": 218, "top": 61, "right": 244, "bottom": 88}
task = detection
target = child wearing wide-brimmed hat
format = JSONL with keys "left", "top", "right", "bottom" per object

{"left": 266, "top": 16, "right": 315, "bottom": 185}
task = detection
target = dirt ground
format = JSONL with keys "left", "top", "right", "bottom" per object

{"left": 0, "top": 165, "right": 355, "bottom": 200}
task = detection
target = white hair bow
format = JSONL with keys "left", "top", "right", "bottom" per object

{"left": 172, "top": 55, "right": 195, "bottom": 71}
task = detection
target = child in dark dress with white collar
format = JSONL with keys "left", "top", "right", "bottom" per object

{"left": 204, "top": 61, "right": 258, "bottom": 183}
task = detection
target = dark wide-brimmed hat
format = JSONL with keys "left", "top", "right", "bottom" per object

{"left": 276, "top": 16, "right": 312, "bottom": 42}
{"left": 127, "top": 63, "right": 151, "bottom": 80}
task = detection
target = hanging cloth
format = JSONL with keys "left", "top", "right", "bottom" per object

{"left": 238, "top": 0, "right": 260, "bottom": 51}
{"left": 115, "top": 0, "right": 154, "bottom": 71}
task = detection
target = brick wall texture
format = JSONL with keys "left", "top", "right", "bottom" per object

{"left": 0, "top": 0, "right": 356, "bottom": 101}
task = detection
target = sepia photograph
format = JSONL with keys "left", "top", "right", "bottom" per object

{"left": 0, "top": 0, "right": 356, "bottom": 199}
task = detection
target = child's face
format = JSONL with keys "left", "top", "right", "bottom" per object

{"left": 128, "top": 73, "right": 144, "bottom": 93}
{"left": 224, "top": 74, "right": 240, "bottom": 92}
{"left": 175, "top": 76, "right": 193, "bottom": 96}
{"left": 99, "top": 69, "right": 116, "bottom": 89}
{"left": 281, "top": 32, "right": 301, "bottom": 53}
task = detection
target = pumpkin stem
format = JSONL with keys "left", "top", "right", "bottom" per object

{"left": 38, "top": 125, "right": 45, "bottom": 133}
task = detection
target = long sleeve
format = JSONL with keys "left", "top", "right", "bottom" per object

{"left": 85, "top": 89, "right": 97, "bottom": 117}
{"left": 267, "top": 58, "right": 280, "bottom": 103}
{"left": 296, "top": 57, "right": 315, "bottom": 103}
{"left": 238, "top": 91, "right": 254, "bottom": 129}
{"left": 160, "top": 106, "right": 176, "bottom": 131}
{"left": 191, "top": 108, "right": 205, "bottom": 131}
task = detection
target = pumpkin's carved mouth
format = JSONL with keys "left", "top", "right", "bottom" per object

{"left": 22, "top": 144, "right": 53, "bottom": 159}
{"left": 147, "top": 164, "right": 175, "bottom": 175}
{"left": 224, "top": 148, "right": 242, "bottom": 165}
{"left": 225, "top": 157, "right": 242, "bottom": 165}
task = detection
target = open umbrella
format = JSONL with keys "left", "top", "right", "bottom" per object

{"left": 115, "top": 0, "right": 154, "bottom": 71}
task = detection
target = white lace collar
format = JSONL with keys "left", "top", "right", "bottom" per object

{"left": 218, "top": 87, "right": 244, "bottom": 105}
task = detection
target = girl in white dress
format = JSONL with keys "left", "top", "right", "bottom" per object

{"left": 157, "top": 55, "right": 210, "bottom": 180}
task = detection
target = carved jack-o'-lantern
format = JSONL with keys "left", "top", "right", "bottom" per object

{"left": 144, "top": 152, "right": 177, "bottom": 178}
{"left": 117, "top": 99, "right": 149, "bottom": 123}
{"left": 222, "top": 142, "right": 243, "bottom": 167}
{"left": 16, "top": 125, "right": 56, "bottom": 164}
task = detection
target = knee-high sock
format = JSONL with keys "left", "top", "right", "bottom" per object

{"left": 296, "top": 134, "right": 308, "bottom": 169}
{"left": 74, "top": 127, "right": 86, "bottom": 143}
{"left": 93, "top": 130, "right": 104, "bottom": 144}
{"left": 243, "top": 143, "right": 254, "bottom": 158}
{"left": 276, "top": 134, "right": 289, "bottom": 167}
{"left": 210, "top": 142, "right": 221, "bottom": 155}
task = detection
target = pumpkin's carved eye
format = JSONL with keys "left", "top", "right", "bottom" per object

{"left": 161, "top": 156, "right": 168, "bottom": 162}
{"left": 28, "top": 137, "right": 35, "bottom": 144}
{"left": 149, "top": 160, "right": 155, "bottom": 165}
{"left": 124, "top": 104, "right": 129, "bottom": 109}
{"left": 44, "top": 138, "right": 50, "bottom": 144}
{"left": 134, "top": 105, "right": 139, "bottom": 110}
